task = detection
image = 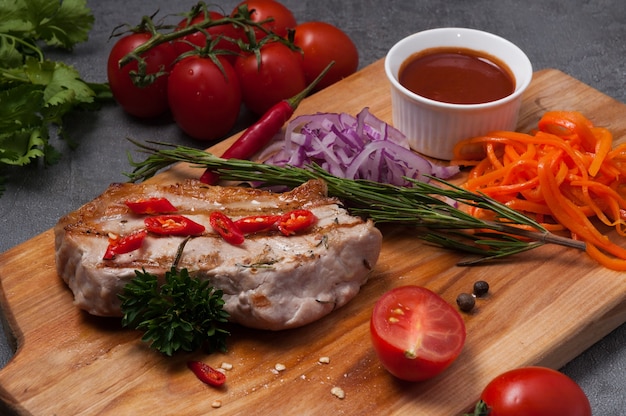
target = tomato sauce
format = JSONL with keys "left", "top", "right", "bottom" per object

{"left": 399, "top": 47, "right": 515, "bottom": 104}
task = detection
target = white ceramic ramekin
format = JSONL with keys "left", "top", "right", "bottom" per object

{"left": 384, "top": 27, "right": 533, "bottom": 160}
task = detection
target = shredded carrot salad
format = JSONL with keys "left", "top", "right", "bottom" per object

{"left": 451, "top": 110, "right": 626, "bottom": 270}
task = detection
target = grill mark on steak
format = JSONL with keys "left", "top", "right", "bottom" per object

{"left": 55, "top": 179, "right": 383, "bottom": 330}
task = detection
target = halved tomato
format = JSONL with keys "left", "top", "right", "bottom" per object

{"left": 370, "top": 285, "right": 466, "bottom": 381}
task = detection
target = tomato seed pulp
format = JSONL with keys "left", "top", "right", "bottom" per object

{"left": 399, "top": 47, "right": 515, "bottom": 104}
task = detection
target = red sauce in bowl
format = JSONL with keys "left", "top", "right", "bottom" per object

{"left": 399, "top": 47, "right": 515, "bottom": 104}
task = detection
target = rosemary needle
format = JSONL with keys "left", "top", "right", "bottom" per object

{"left": 125, "top": 140, "right": 586, "bottom": 262}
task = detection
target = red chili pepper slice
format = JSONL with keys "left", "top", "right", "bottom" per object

{"left": 276, "top": 209, "right": 317, "bottom": 236}
{"left": 144, "top": 215, "right": 205, "bottom": 236}
{"left": 103, "top": 229, "right": 147, "bottom": 260}
{"left": 125, "top": 197, "right": 178, "bottom": 214}
{"left": 209, "top": 211, "right": 245, "bottom": 245}
{"left": 234, "top": 214, "right": 281, "bottom": 234}
{"left": 187, "top": 361, "right": 226, "bottom": 387}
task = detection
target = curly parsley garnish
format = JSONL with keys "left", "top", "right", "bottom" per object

{"left": 118, "top": 267, "right": 231, "bottom": 356}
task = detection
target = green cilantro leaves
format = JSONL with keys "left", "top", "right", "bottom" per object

{"left": 0, "top": 0, "right": 94, "bottom": 49}
{"left": 0, "top": 0, "right": 112, "bottom": 195}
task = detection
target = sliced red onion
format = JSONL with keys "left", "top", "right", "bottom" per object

{"left": 257, "top": 108, "right": 459, "bottom": 186}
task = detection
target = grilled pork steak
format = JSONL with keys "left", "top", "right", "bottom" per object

{"left": 54, "top": 179, "right": 382, "bottom": 330}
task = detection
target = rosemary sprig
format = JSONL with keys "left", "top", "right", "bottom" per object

{"left": 125, "top": 140, "right": 586, "bottom": 261}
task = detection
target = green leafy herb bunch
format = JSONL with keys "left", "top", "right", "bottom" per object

{"left": 0, "top": 0, "right": 111, "bottom": 195}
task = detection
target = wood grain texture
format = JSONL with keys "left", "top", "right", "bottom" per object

{"left": 0, "top": 61, "right": 625, "bottom": 416}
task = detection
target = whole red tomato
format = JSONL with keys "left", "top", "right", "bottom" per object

{"left": 234, "top": 42, "right": 306, "bottom": 115}
{"left": 167, "top": 55, "right": 242, "bottom": 141}
{"left": 173, "top": 11, "right": 241, "bottom": 62}
{"left": 232, "top": 0, "right": 296, "bottom": 39}
{"left": 479, "top": 366, "right": 592, "bottom": 416}
{"left": 293, "top": 21, "right": 359, "bottom": 91}
{"left": 370, "top": 286, "right": 466, "bottom": 382}
{"left": 107, "top": 32, "right": 178, "bottom": 118}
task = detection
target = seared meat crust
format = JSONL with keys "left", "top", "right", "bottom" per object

{"left": 55, "top": 179, "right": 382, "bottom": 330}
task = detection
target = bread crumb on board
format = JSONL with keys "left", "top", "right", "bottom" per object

{"left": 331, "top": 386, "right": 345, "bottom": 399}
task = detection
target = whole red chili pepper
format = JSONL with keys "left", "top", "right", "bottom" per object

{"left": 199, "top": 62, "right": 335, "bottom": 185}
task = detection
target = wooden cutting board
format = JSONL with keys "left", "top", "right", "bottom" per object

{"left": 1, "top": 61, "right": 625, "bottom": 416}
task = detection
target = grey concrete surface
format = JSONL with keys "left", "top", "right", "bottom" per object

{"left": 1, "top": 0, "right": 625, "bottom": 414}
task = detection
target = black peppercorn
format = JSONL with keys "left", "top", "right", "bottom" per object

{"left": 456, "top": 293, "right": 475, "bottom": 312}
{"left": 473, "top": 280, "right": 490, "bottom": 297}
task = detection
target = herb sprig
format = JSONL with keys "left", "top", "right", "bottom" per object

{"left": 0, "top": 0, "right": 111, "bottom": 195}
{"left": 125, "top": 141, "right": 586, "bottom": 263}
{"left": 119, "top": 266, "right": 230, "bottom": 356}
{"left": 118, "top": 237, "right": 230, "bottom": 356}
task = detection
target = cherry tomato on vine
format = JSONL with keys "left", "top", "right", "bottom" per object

{"left": 167, "top": 55, "right": 242, "bottom": 141}
{"left": 107, "top": 32, "right": 178, "bottom": 118}
{"left": 232, "top": 0, "right": 296, "bottom": 39}
{"left": 234, "top": 42, "right": 306, "bottom": 115}
{"left": 293, "top": 21, "right": 359, "bottom": 91}
{"left": 370, "top": 285, "right": 466, "bottom": 382}
{"left": 173, "top": 11, "right": 241, "bottom": 63}
{"left": 477, "top": 366, "right": 592, "bottom": 416}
